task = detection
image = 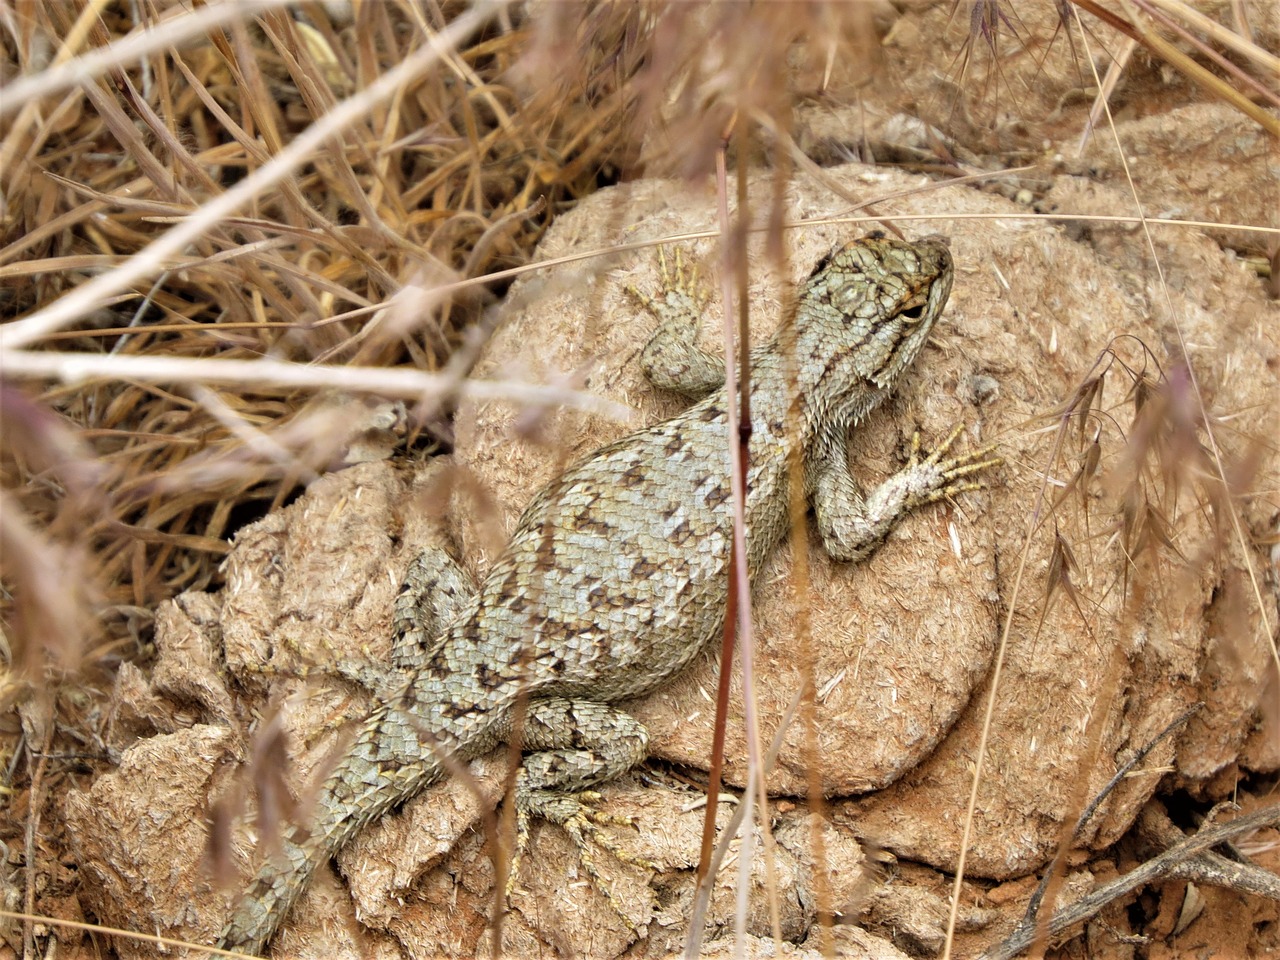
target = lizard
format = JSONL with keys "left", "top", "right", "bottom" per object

{"left": 216, "top": 234, "right": 998, "bottom": 954}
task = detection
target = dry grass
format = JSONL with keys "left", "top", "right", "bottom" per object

{"left": 0, "top": 1, "right": 1276, "bottom": 957}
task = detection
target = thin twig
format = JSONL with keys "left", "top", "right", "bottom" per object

{"left": 0, "top": 351, "right": 632, "bottom": 421}
{"left": 980, "top": 803, "right": 1280, "bottom": 960}
{"left": 0, "top": 0, "right": 287, "bottom": 117}
{"left": 0, "top": 2, "right": 506, "bottom": 351}
{"left": 1139, "top": 803, "right": 1280, "bottom": 901}
{"left": 1017, "top": 705, "right": 1200, "bottom": 942}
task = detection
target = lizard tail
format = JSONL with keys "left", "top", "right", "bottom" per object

{"left": 217, "top": 706, "right": 448, "bottom": 954}
{"left": 217, "top": 825, "right": 320, "bottom": 956}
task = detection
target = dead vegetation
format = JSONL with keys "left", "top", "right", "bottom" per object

{"left": 1, "top": 1, "right": 1278, "bottom": 958}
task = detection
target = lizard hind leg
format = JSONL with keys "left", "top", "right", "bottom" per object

{"left": 227, "top": 542, "right": 476, "bottom": 697}
{"left": 392, "top": 547, "right": 478, "bottom": 670}
{"left": 502, "top": 696, "right": 657, "bottom": 927}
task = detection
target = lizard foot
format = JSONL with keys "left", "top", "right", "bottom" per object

{"left": 510, "top": 789, "right": 657, "bottom": 931}
{"left": 628, "top": 245, "right": 707, "bottom": 311}
{"left": 251, "top": 651, "right": 398, "bottom": 701}
{"left": 630, "top": 246, "right": 725, "bottom": 399}
{"left": 906, "top": 424, "right": 1003, "bottom": 507}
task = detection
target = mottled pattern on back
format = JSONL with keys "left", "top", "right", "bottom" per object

{"left": 479, "top": 400, "right": 739, "bottom": 700}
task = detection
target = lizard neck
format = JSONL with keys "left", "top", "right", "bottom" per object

{"left": 747, "top": 333, "right": 889, "bottom": 451}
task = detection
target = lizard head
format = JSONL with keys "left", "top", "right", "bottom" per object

{"left": 801, "top": 235, "right": 954, "bottom": 393}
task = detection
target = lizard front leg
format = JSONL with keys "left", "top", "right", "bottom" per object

{"left": 633, "top": 247, "right": 726, "bottom": 398}
{"left": 810, "top": 423, "right": 1000, "bottom": 563}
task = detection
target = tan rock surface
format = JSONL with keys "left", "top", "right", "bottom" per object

{"left": 63, "top": 160, "right": 1278, "bottom": 955}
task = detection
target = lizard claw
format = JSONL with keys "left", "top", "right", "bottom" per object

{"left": 907, "top": 426, "right": 1003, "bottom": 507}
{"left": 629, "top": 246, "right": 708, "bottom": 313}
{"left": 509, "top": 789, "right": 656, "bottom": 932}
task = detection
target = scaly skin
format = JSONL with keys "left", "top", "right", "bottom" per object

{"left": 218, "top": 236, "right": 997, "bottom": 954}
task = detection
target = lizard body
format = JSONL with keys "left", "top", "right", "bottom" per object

{"left": 218, "top": 236, "right": 993, "bottom": 953}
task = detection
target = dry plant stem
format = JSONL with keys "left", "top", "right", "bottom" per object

{"left": 1080, "top": 38, "right": 1137, "bottom": 152}
{"left": 686, "top": 689, "right": 808, "bottom": 952}
{"left": 1135, "top": 1, "right": 1280, "bottom": 109}
{"left": 0, "top": 2, "right": 505, "bottom": 352}
{"left": 160, "top": 52, "right": 379, "bottom": 279}
{"left": 1063, "top": 0, "right": 1280, "bottom": 134}
{"left": 0, "top": 351, "right": 629, "bottom": 420}
{"left": 0, "top": 489, "right": 93, "bottom": 671}
{"left": 1166, "top": 850, "right": 1280, "bottom": 900}
{"left": 732, "top": 134, "right": 786, "bottom": 951}
{"left": 1017, "top": 706, "right": 1200, "bottom": 943}
{"left": 1145, "top": 0, "right": 1280, "bottom": 72}
{"left": 1124, "top": 0, "right": 1280, "bottom": 121}
{"left": 1070, "top": 4, "right": 1278, "bottom": 676}
{"left": 0, "top": 0, "right": 287, "bottom": 119}
{"left": 696, "top": 559, "right": 738, "bottom": 869}
{"left": 0, "top": 910, "right": 247, "bottom": 959}
{"left": 979, "top": 804, "right": 1280, "bottom": 960}
{"left": 1141, "top": 0, "right": 1280, "bottom": 92}
{"left": 816, "top": 212, "right": 1280, "bottom": 236}
{"left": 1139, "top": 804, "right": 1280, "bottom": 901}
{"left": 685, "top": 128, "right": 762, "bottom": 959}
{"left": 720, "top": 129, "right": 769, "bottom": 952}
{"left": 690, "top": 137, "right": 744, "bottom": 906}
{"left": 190, "top": 386, "right": 315, "bottom": 481}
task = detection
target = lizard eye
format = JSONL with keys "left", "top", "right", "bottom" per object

{"left": 900, "top": 302, "right": 927, "bottom": 321}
